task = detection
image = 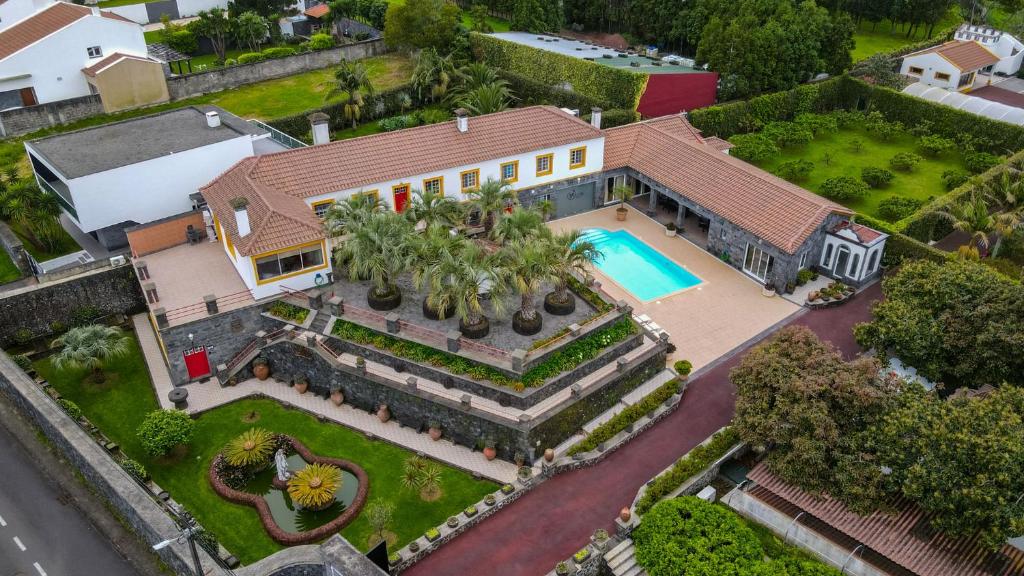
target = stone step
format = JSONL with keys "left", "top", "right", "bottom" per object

{"left": 621, "top": 561, "right": 646, "bottom": 576}
{"left": 604, "top": 538, "right": 633, "bottom": 562}
{"left": 606, "top": 544, "right": 636, "bottom": 573}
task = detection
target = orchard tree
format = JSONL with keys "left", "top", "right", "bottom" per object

{"left": 383, "top": 0, "right": 461, "bottom": 53}
{"left": 194, "top": 9, "right": 232, "bottom": 63}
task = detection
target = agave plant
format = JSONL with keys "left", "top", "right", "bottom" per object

{"left": 287, "top": 462, "right": 342, "bottom": 510}
{"left": 223, "top": 427, "right": 275, "bottom": 468}
{"left": 50, "top": 324, "right": 131, "bottom": 384}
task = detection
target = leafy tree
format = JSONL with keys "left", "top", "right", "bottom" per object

{"left": 365, "top": 499, "right": 395, "bottom": 545}
{"left": 232, "top": 11, "right": 267, "bottom": 53}
{"left": 794, "top": 113, "right": 837, "bottom": 136}
{"left": 819, "top": 176, "right": 869, "bottom": 201}
{"left": 849, "top": 53, "right": 903, "bottom": 89}
{"left": 731, "top": 326, "right": 895, "bottom": 498}
{"left": 935, "top": 194, "right": 1020, "bottom": 258}
{"left": 860, "top": 166, "right": 894, "bottom": 188}
{"left": 226, "top": 0, "right": 290, "bottom": 18}
{"left": 776, "top": 159, "right": 815, "bottom": 182}
{"left": 854, "top": 259, "right": 1024, "bottom": 388}
{"left": 511, "top": 0, "right": 562, "bottom": 32}
{"left": 763, "top": 121, "right": 813, "bottom": 148}
{"left": 193, "top": 9, "right": 232, "bottom": 63}
{"left": 727, "top": 133, "right": 779, "bottom": 163}
{"left": 889, "top": 152, "right": 922, "bottom": 172}
{"left": 877, "top": 195, "right": 922, "bottom": 221}
{"left": 50, "top": 325, "right": 131, "bottom": 384}
{"left": 965, "top": 151, "right": 1002, "bottom": 174}
{"left": 325, "top": 59, "right": 375, "bottom": 129}
{"left": 468, "top": 4, "right": 493, "bottom": 32}
{"left": 917, "top": 134, "right": 954, "bottom": 157}
{"left": 941, "top": 169, "right": 969, "bottom": 191}
{"left": 137, "top": 409, "right": 195, "bottom": 457}
{"left": 383, "top": 0, "right": 461, "bottom": 53}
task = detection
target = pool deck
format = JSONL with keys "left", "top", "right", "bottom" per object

{"left": 548, "top": 205, "right": 800, "bottom": 370}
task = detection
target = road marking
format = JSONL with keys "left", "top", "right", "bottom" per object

{"left": 34, "top": 561, "right": 47, "bottom": 576}
{"left": 0, "top": 514, "right": 6, "bottom": 527}
{"left": 13, "top": 536, "right": 25, "bottom": 551}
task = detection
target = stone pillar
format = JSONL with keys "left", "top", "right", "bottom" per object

{"left": 511, "top": 349, "right": 527, "bottom": 372}
{"left": 153, "top": 307, "right": 168, "bottom": 329}
{"left": 616, "top": 357, "right": 628, "bottom": 372}
{"left": 446, "top": 330, "right": 461, "bottom": 353}
{"left": 406, "top": 376, "right": 417, "bottom": 389}
{"left": 305, "top": 332, "right": 317, "bottom": 347}
{"left": 308, "top": 291, "right": 323, "bottom": 310}
{"left": 135, "top": 260, "right": 149, "bottom": 280}
{"left": 647, "top": 187, "right": 658, "bottom": 215}
{"left": 616, "top": 300, "right": 632, "bottom": 315}
{"left": 216, "top": 363, "right": 229, "bottom": 385}
{"left": 328, "top": 296, "right": 343, "bottom": 316}
{"left": 569, "top": 323, "right": 581, "bottom": 337}
{"left": 570, "top": 383, "right": 582, "bottom": 397}
{"left": 676, "top": 202, "right": 685, "bottom": 228}
{"left": 204, "top": 294, "right": 218, "bottom": 315}
{"left": 460, "top": 394, "right": 471, "bottom": 409}
{"left": 385, "top": 313, "right": 400, "bottom": 334}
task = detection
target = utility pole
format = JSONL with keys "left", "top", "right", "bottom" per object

{"left": 152, "top": 510, "right": 205, "bottom": 576}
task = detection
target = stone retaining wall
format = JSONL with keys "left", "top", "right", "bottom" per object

{"left": 0, "top": 95, "right": 105, "bottom": 138}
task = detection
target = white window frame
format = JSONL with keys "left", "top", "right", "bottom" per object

{"left": 87, "top": 45, "right": 103, "bottom": 58}
{"left": 799, "top": 251, "right": 808, "bottom": 269}
{"left": 743, "top": 243, "right": 774, "bottom": 282}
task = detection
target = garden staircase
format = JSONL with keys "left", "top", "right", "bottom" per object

{"left": 308, "top": 310, "right": 330, "bottom": 335}
{"left": 604, "top": 538, "right": 646, "bottom": 576}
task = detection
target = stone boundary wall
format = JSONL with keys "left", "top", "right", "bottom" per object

{"left": 166, "top": 40, "right": 388, "bottom": 100}
{"left": 0, "top": 95, "right": 105, "bottom": 138}
{"left": 0, "top": 220, "right": 30, "bottom": 277}
{"left": 0, "top": 351, "right": 230, "bottom": 576}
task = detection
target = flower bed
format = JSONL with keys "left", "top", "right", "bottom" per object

{"left": 208, "top": 436, "right": 369, "bottom": 545}
{"left": 268, "top": 301, "right": 310, "bottom": 324}
{"left": 567, "top": 378, "right": 681, "bottom": 455}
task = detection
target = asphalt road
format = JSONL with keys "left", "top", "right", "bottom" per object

{"left": 0, "top": 423, "right": 139, "bottom": 576}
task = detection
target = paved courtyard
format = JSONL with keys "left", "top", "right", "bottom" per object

{"left": 548, "top": 204, "right": 800, "bottom": 369}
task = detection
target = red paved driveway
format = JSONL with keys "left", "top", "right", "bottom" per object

{"left": 405, "top": 282, "right": 881, "bottom": 576}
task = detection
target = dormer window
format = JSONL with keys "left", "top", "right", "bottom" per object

{"left": 87, "top": 46, "right": 103, "bottom": 58}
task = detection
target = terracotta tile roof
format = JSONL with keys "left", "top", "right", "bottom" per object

{"left": 604, "top": 115, "right": 851, "bottom": 254}
{"left": 81, "top": 52, "right": 153, "bottom": 77}
{"left": 703, "top": 136, "right": 734, "bottom": 152}
{"left": 748, "top": 462, "right": 1024, "bottom": 576}
{"left": 914, "top": 40, "right": 1001, "bottom": 71}
{"left": 831, "top": 220, "right": 886, "bottom": 245}
{"left": 303, "top": 4, "right": 329, "bottom": 18}
{"left": 0, "top": 2, "right": 137, "bottom": 61}
{"left": 201, "top": 158, "right": 325, "bottom": 256}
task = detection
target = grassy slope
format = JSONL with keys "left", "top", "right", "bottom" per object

{"left": 754, "top": 126, "right": 966, "bottom": 221}
{"left": 851, "top": 8, "right": 962, "bottom": 62}
{"left": 36, "top": 332, "right": 495, "bottom": 565}
{"left": 0, "top": 250, "right": 21, "bottom": 284}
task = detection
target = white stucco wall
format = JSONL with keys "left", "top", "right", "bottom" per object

{"left": 0, "top": 0, "right": 52, "bottom": 31}
{"left": 820, "top": 230, "right": 884, "bottom": 283}
{"left": 303, "top": 136, "right": 606, "bottom": 211}
{"left": 0, "top": 13, "right": 146, "bottom": 105}
{"left": 103, "top": 3, "right": 149, "bottom": 25}
{"left": 900, "top": 53, "right": 962, "bottom": 90}
{"left": 175, "top": 0, "right": 227, "bottom": 18}
{"left": 106, "top": 0, "right": 226, "bottom": 24}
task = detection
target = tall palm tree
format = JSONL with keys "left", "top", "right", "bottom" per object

{"left": 935, "top": 194, "right": 1020, "bottom": 258}
{"left": 0, "top": 181, "right": 61, "bottom": 252}
{"left": 500, "top": 240, "right": 556, "bottom": 336}
{"left": 325, "top": 59, "right": 375, "bottom": 129}
{"left": 51, "top": 324, "right": 131, "bottom": 384}
{"left": 544, "top": 230, "right": 601, "bottom": 315}
{"left": 323, "top": 192, "right": 383, "bottom": 238}
{"left": 490, "top": 207, "right": 545, "bottom": 245}
{"left": 411, "top": 48, "right": 456, "bottom": 102}
{"left": 338, "top": 211, "right": 414, "bottom": 310}
{"left": 410, "top": 224, "right": 467, "bottom": 319}
{"left": 534, "top": 199, "right": 555, "bottom": 221}
{"left": 428, "top": 242, "right": 507, "bottom": 338}
{"left": 466, "top": 178, "right": 516, "bottom": 233}
{"left": 403, "top": 188, "right": 464, "bottom": 230}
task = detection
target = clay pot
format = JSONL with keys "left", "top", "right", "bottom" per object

{"left": 619, "top": 507, "right": 632, "bottom": 522}
{"left": 330, "top": 389, "right": 344, "bottom": 406}
{"left": 616, "top": 207, "right": 627, "bottom": 221}
{"left": 543, "top": 448, "right": 555, "bottom": 462}
{"left": 482, "top": 446, "right": 497, "bottom": 461}
{"left": 428, "top": 427, "right": 443, "bottom": 441}
{"left": 294, "top": 378, "right": 308, "bottom": 394}
{"left": 377, "top": 404, "right": 390, "bottom": 423}
{"left": 253, "top": 361, "right": 270, "bottom": 381}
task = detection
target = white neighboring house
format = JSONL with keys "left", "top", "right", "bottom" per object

{"left": 955, "top": 24, "right": 1024, "bottom": 76}
{"left": 0, "top": 1, "right": 148, "bottom": 109}
{"left": 900, "top": 40, "right": 1001, "bottom": 92}
{"left": 24, "top": 106, "right": 291, "bottom": 250}
{"left": 0, "top": 0, "right": 52, "bottom": 31}
{"left": 819, "top": 221, "right": 888, "bottom": 285}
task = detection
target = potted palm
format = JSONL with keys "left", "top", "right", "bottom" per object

{"left": 544, "top": 230, "right": 600, "bottom": 316}
{"left": 612, "top": 184, "right": 634, "bottom": 221}
{"left": 502, "top": 240, "right": 556, "bottom": 336}
{"left": 411, "top": 224, "right": 465, "bottom": 320}
{"left": 428, "top": 242, "right": 507, "bottom": 339}
{"left": 466, "top": 178, "right": 517, "bottom": 233}
{"left": 50, "top": 324, "right": 131, "bottom": 384}
{"left": 322, "top": 192, "right": 383, "bottom": 240}
{"left": 490, "top": 207, "right": 545, "bottom": 245}
{"left": 338, "top": 211, "right": 414, "bottom": 310}
{"left": 403, "top": 188, "right": 464, "bottom": 230}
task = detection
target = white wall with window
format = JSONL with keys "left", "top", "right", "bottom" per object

{"left": 224, "top": 239, "right": 332, "bottom": 300}
{"left": 742, "top": 243, "right": 775, "bottom": 283}
{"left": 899, "top": 52, "right": 966, "bottom": 91}
{"left": 820, "top": 232, "right": 885, "bottom": 283}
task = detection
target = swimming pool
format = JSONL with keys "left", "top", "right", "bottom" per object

{"left": 580, "top": 228, "right": 702, "bottom": 301}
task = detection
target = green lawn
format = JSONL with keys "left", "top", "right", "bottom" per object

{"left": 754, "top": 126, "right": 967, "bottom": 221}
{"left": 9, "top": 221, "right": 81, "bottom": 262}
{"left": 36, "top": 331, "right": 495, "bottom": 565}
{"left": 851, "top": 9, "right": 962, "bottom": 61}
{"left": 0, "top": 249, "right": 22, "bottom": 284}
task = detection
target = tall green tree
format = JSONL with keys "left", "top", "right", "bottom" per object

{"left": 383, "top": 0, "right": 461, "bottom": 53}
{"left": 232, "top": 11, "right": 268, "bottom": 53}
{"left": 194, "top": 9, "right": 232, "bottom": 63}
{"left": 410, "top": 48, "right": 457, "bottom": 102}
{"left": 325, "top": 59, "right": 375, "bottom": 129}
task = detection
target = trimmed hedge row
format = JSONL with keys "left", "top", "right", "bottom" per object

{"left": 566, "top": 377, "right": 681, "bottom": 455}
{"left": 635, "top": 427, "right": 740, "bottom": 515}
{"left": 497, "top": 69, "right": 608, "bottom": 111}
{"left": 471, "top": 33, "right": 648, "bottom": 110}
{"left": 267, "top": 83, "right": 417, "bottom": 140}
{"left": 853, "top": 213, "right": 949, "bottom": 267}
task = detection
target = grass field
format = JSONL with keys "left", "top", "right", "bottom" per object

{"left": 36, "top": 330, "right": 496, "bottom": 565}
{"left": 754, "top": 126, "right": 967, "bottom": 221}
{"left": 851, "top": 9, "right": 962, "bottom": 61}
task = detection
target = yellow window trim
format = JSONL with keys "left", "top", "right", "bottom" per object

{"left": 354, "top": 189, "right": 380, "bottom": 204}
{"left": 569, "top": 146, "right": 587, "bottom": 169}
{"left": 500, "top": 160, "right": 519, "bottom": 184}
{"left": 251, "top": 239, "right": 329, "bottom": 286}
{"left": 423, "top": 176, "right": 444, "bottom": 196}
{"left": 311, "top": 198, "right": 335, "bottom": 219}
{"left": 536, "top": 153, "right": 553, "bottom": 177}
{"left": 459, "top": 168, "right": 480, "bottom": 192}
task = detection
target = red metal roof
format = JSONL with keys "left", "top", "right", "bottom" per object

{"left": 303, "top": 4, "right": 330, "bottom": 19}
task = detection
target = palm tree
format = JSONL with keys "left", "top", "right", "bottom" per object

{"left": 490, "top": 207, "right": 545, "bottom": 245}
{"left": 612, "top": 184, "right": 634, "bottom": 220}
{"left": 323, "top": 192, "right": 383, "bottom": 238}
{"left": 461, "top": 83, "right": 514, "bottom": 116}
{"left": 501, "top": 240, "right": 556, "bottom": 336}
{"left": 0, "top": 181, "right": 62, "bottom": 251}
{"left": 50, "top": 324, "right": 131, "bottom": 384}
{"left": 986, "top": 170, "right": 1023, "bottom": 210}
{"left": 428, "top": 242, "right": 507, "bottom": 338}
{"left": 466, "top": 177, "right": 516, "bottom": 233}
{"left": 411, "top": 48, "right": 456, "bottom": 102}
{"left": 935, "top": 194, "right": 1020, "bottom": 258}
{"left": 325, "top": 59, "right": 375, "bottom": 129}
{"left": 534, "top": 199, "right": 555, "bottom": 221}
{"left": 338, "top": 211, "right": 414, "bottom": 310}
{"left": 544, "top": 230, "right": 601, "bottom": 315}
{"left": 410, "top": 224, "right": 467, "bottom": 319}
{"left": 403, "top": 188, "right": 464, "bottom": 230}
{"left": 457, "top": 62, "right": 502, "bottom": 91}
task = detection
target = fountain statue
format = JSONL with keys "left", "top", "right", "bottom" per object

{"left": 275, "top": 448, "right": 292, "bottom": 482}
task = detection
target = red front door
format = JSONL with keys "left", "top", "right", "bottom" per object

{"left": 393, "top": 185, "right": 409, "bottom": 213}
{"left": 183, "top": 347, "right": 211, "bottom": 380}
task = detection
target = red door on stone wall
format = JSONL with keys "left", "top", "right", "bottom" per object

{"left": 183, "top": 347, "right": 211, "bottom": 380}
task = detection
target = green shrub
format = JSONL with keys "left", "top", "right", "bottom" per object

{"left": 237, "top": 52, "right": 265, "bottom": 64}
{"left": 865, "top": 111, "right": 903, "bottom": 141}
{"left": 49, "top": 321, "right": 66, "bottom": 334}
{"left": 819, "top": 176, "right": 869, "bottom": 201}
{"left": 267, "top": 301, "right": 309, "bottom": 323}
{"left": 417, "top": 108, "right": 450, "bottom": 124}
{"left": 224, "top": 58, "right": 237, "bottom": 66}
{"left": 964, "top": 151, "right": 1002, "bottom": 174}
{"left": 794, "top": 112, "right": 838, "bottom": 135}
{"left": 267, "top": 83, "right": 418, "bottom": 136}
{"left": 776, "top": 159, "right": 814, "bottom": 182}
{"left": 378, "top": 115, "right": 417, "bottom": 132}
{"left": 137, "top": 409, "right": 195, "bottom": 457}
{"left": 727, "top": 133, "right": 779, "bottom": 163}
{"left": 567, "top": 378, "right": 680, "bottom": 455}
{"left": 635, "top": 427, "right": 740, "bottom": 514}
{"left": 917, "top": 134, "right": 954, "bottom": 157}
{"left": 941, "top": 169, "right": 970, "bottom": 191}
{"left": 12, "top": 328, "right": 33, "bottom": 346}
{"left": 829, "top": 109, "right": 864, "bottom": 128}
{"left": 877, "top": 196, "right": 923, "bottom": 221}
{"left": 57, "top": 398, "right": 83, "bottom": 421}
{"left": 308, "top": 33, "right": 335, "bottom": 50}
{"left": 11, "top": 353, "right": 32, "bottom": 371}
{"left": 796, "top": 268, "right": 817, "bottom": 286}
{"left": 860, "top": 166, "right": 894, "bottom": 188}
{"left": 496, "top": 69, "right": 606, "bottom": 110}
{"left": 424, "top": 527, "right": 441, "bottom": 541}
{"left": 762, "top": 121, "right": 813, "bottom": 148}
{"left": 166, "top": 29, "right": 198, "bottom": 55}
{"left": 673, "top": 360, "right": 692, "bottom": 376}
{"left": 262, "top": 46, "right": 296, "bottom": 59}
{"left": 70, "top": 306, "right": 100, "bottom": 327}
{"left": 118, "top": 456, "right": 149, "bottom": 482}
{"left": 888, "top": 152, "right": 922, "bottom": 172}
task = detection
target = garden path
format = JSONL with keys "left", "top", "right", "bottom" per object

{"left": 403, "top": 282, "right": 881, "bottom": 576}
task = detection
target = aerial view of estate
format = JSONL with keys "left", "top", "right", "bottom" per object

{"left": 0, "top": 0, "right": 1023, "bottom": 575}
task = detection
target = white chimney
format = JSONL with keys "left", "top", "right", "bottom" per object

{"left": 590, "top": 107, "right": 602, "bottom": 130}
{"left": 454, "top": 108, "right": 469, "bottom": 133}
{"left": 231, "top": 198, "right": 251, "bottom": 237}
{"left": 308, "top": 112, "right": 330, "bottom": 145}
{"left": 205, "top": 111, "right": 221, "bottom": 128}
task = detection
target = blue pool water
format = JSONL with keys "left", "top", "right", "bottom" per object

{"left": 580, "top": 228, "right": 702, "bottom": 301}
